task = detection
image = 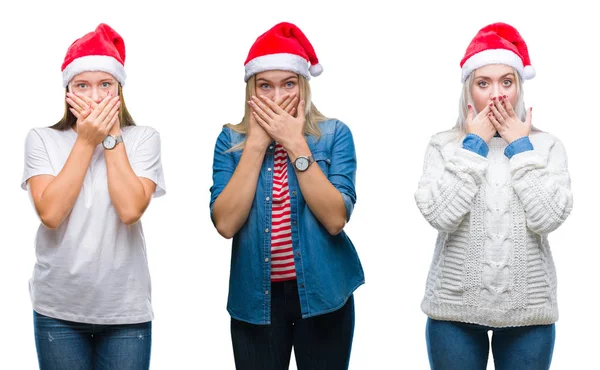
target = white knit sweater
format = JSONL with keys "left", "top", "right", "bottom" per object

{"left": 415, "top": 130, "right": 573, "bottom": 327}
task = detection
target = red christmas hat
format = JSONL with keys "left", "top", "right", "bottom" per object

{"left": 61, "top": 23, "right": 126, "bottom": 87}
{"left": 460, "top": 22, "right": 535, "bottom": 83}
{"left": 244, "top": 22, "right": 323, "bottom": 82}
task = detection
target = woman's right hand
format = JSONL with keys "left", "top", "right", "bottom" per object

{"left": 246, "top": 93, "right": 297, "bottom": 149}
{"left": 465, "top": 103, "right": 496, "bottom": 143}
{"left": 67, "top": 93, "right": 120, "bottom": 147}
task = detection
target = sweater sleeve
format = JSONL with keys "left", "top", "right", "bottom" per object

{"left": 509, "top": 139, "right": 573, "bottom": 234}
{"left": 414, "top": 136, "right": 489, "bottom": 232}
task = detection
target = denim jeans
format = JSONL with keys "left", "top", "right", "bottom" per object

{"left": 426, "top": 318, "right": 555, "bottom": 370}
{"left": 231, "top": 280, "right": 355, "bottom": 370}
{"left": 34, "top": 311, "right": 151, "bottom": 370}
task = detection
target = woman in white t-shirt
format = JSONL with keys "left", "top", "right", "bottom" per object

{"left": 22, "top": 23, "right": 165, "bottom": 370}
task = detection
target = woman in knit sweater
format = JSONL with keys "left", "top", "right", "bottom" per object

{"left": 415, "top": 23, "right": 573, "bottom": 370}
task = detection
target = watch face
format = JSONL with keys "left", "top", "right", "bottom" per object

{"left": 103, "top": 136, "right": 116, "bottom": 149}
{"left": 295, "top": 157, "right": 309, "bottom": 171}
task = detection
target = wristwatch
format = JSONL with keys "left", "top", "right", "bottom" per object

{"left": 293, "top": 155, "right": 315, "bottom": 172}
{"left": 102, "top": 135, "right": 123, "bottom": 150}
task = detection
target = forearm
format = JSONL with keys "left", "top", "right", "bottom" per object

{"left": 287, "top": 140, "right": 347, "bottom": 235}
{"left": 297, "top": 167, "right": 347, "bottom": 235}
{"left": 35, "top": 139, "right": 94, "bottom": 228}
{"left": 415, "top": 145, "right": 488, "bottom": 232}
{"left": 212, "top": 143, "right": 266, "bottom": 238}
{"left": 105, "top": 145, "right": 149, "bottom": 225}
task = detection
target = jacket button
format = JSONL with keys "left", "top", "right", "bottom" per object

{"left": 266, "top": 197, "right": 270, "bottom": 201}
{"left": 265, "top": 290, "right": 269, "bottom": 295}
{"left": 292, "top": 191, "right": 297, "bottom": 195}
{"left": 267, "top": 168, "right": 272, "bottom": 172}
{"left": 265, "top": 258, "right": 269, "bottom": 262}
{"left": 293, "top": 221, "right": 297, "bottom": 225}
{"left": 265, "top": 228, "right": 269, "bottom": 233}
{"left": 300, "top": 284, "right": 305, "bottom": 288}
{"left": 296, "top": 251, "right": 301, "bottom": 256}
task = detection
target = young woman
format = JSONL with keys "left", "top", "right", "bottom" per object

{"left": 415, "top": 22, "right": 573, "bottom": 370}
{"left": 210, "top": 22, "right": 364, "bottom": 370}
{"left": 22, "top": 23, "right": 165, "bottom": 370}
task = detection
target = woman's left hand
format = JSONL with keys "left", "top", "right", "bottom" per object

{"left": 248, "top": 95, "right": 306, "bottom": 150}
{"left": 489, "top": 96, "right": 532, "bottom": 143}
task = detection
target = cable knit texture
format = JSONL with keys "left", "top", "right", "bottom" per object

{"left": 415, "top": 130, "right": 573, "bottom": 327}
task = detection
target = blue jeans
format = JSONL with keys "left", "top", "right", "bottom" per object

{"left": 34, "top": 311, "right": 151, "bottom": 370}
{"left": 426, "top": 318, "right": 555, "bottom": 370}
{"left": 231, "top": 280, "right": 355, "bottom": 370}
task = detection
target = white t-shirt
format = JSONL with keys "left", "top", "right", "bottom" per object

{"left": 21, "top": 125, "right": 166, "bottom": 325}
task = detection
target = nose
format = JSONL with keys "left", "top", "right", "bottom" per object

{"left": 91, "top": 87, "right": 103, "bottom": 104}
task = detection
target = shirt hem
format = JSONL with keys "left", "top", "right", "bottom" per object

{"left": 32, "top": 304, "right": 154, "bottom": 325}
{"left": 421, "top": 298, "right": 558, "bottom": 328}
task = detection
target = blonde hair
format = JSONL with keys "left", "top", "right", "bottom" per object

{"left": 453, "top": 67, "right": 538, "bottom": 135}
{"left": 225, "top": 74, "right": 328, "bottom": 151}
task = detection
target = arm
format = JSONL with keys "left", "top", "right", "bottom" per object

{"left": 211, "top": 134, "right": 266, "bottom": 239}
{"left": 211, "top": 94, "right": 298, "bottom": 239}
{"left": 286, "top": 122, "right": 355, "bottom": 235}
{"left": 509, "top": 139, "right": 573, "bottom": 234}
{"left": 25, "top": 94, "right": 120, "bottom": 229}
{"left": 414, "top": 135, "right": 489, "bottom": 232}
{"left": 105, "top": 128, "right": 163, "bottom": 225}
{"left": 25, "top": 131, "right": 95, "bottom": 229}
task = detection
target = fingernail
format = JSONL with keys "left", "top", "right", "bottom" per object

{"left": 489, "top": 103, "right": 493, "bottom": 107}
{"left": 492, "top": 97, "right": 496, "bottom": 100}
{"left": 530, "top": 107, "right": 533, "bottom": 111}
{"left": 467, "top": 104, "right": 472, "bottom": 109}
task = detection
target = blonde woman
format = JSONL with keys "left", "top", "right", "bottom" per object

{"left": 23, "top": 24, "right": 165, "bottom": 369}
{"left": 415, "top": 23, "right": 573, "bottom": 370}
{"left": 210, "top": 22, "right": 364, "bottom": 370}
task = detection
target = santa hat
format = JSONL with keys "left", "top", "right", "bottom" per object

{"left": 244, "top": 22, "right": 322, "bottom": 82}
{"left": 61, "top": 23, "right": 126, "bottom": 87}
{"left": 460, "top": 22, "right": 535, "bottom": 83}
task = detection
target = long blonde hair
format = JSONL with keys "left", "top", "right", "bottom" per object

{"left": 226, "top": 74, "right": 328, "bottom": 151}
{"left": 453, "top": 68, "right": 538, "bottom": 134}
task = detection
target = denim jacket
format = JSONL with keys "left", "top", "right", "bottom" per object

{"left": 210, "top": 119, "right": 365, "bottom": 325}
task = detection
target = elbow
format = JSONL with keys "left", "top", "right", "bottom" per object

{"left": 214, "top": 220, "right": 236, "bottom": 239}
{"left": 38, "top": 209, "right": 63, "bottom": 230}
{"left": 216, "top": 224, "right": 235, "bottom": 239}
{"left": 119, "top": 211, "right": 143, "bottom": 226}
{"left": 40, "top": 214, "right": 62, "bottom": 230}
{"left": 326, "top": 218, "right": 346, "bottom": 236}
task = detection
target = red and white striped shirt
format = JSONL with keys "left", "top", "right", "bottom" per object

{"left": 271, "top": 143, "right": 296, "bottom": 282}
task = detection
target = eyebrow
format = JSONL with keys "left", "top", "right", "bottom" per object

{"left": 475, "top": 73, "right": 515, "bottom": 80}
{"left": 71, "top": 78, "right": 115, "bottom": 84}
{"left": 256, "top": 76, "right": 298, "bottom": 84}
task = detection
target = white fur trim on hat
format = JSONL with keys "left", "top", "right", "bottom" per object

{"left": 62, "top": 55, "right": 126, "bottom": 87}
{"left": 244, "top": 53, "right": 310, "bottom": 82}
{"left": 461, "top": 49, "right": 525, "bottom": 83}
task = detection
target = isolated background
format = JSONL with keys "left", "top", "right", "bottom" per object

{"left": 0, "top": 0, "right": 597, "bottom": 368}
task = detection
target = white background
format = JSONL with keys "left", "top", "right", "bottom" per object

{"left": 0, "top": 0, "right": 597, "bottom": 369}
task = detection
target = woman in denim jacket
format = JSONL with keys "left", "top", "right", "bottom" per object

{"left": 415, "top": 23, "right": 573, "bottom": 370}
{"left": 210, "top": 22, "right": 364, "bottom": 370}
